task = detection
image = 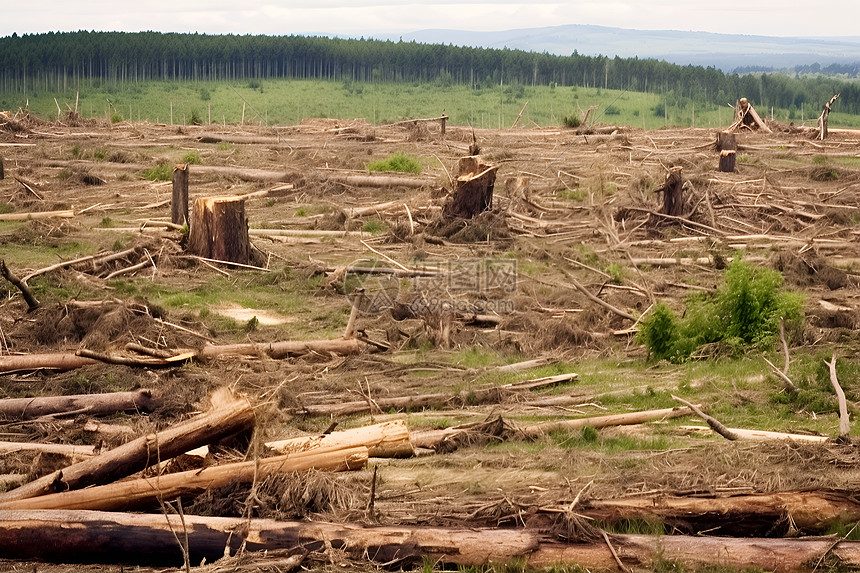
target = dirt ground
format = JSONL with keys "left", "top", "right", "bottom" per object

{"left": 2, "top": 112, "right": 860, "bottom": 572}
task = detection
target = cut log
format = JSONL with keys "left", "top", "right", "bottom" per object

{"left": 582, "top": 489, "right": 860, "bottom": 535}
{"left": 0, "top": 388, "right": 161, "bottom": 420}
{"left": 0, "top": 352, "right": 99, "bottom": 373}
{"left": 187, "top": 196, "right": 252, "bottom": 265}
{"left": 0, "top": 445, "right": 368, "bottom": 511}
{"left": 266, "top": 419, "right": 413, "bottom": 458}
{"left": 519, "top": 406, "right": 694, "bottom": 439}
{"left": 680, "top": 425, "right": 828, "bottom": 443}
{"left": 330, "top": 173, "right": 434, "bottom": 189}
{"left": 6, "top": 511, "right": 860, "bottom": 571}
{"left": 442, "top": 156, "right": 497, "bottom": 219}
{"left": 0, "top": 258, "right": 39, "bottom": 311}
{"left": 0, "top": 388, "right": 252, "bottom": 502}
{"left": 171, "top": 163, "right": 189, "bottom": 225}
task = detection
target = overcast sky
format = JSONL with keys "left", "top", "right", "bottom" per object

{"left": 3, "top": 0, "right": 859, "bottom": 39}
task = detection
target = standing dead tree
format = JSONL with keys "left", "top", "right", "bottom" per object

{"left": 817, "top": 94, "right": 839, "bottom": 140}
{"left": 728, "top": 98, "right": 772, "bottom": 133}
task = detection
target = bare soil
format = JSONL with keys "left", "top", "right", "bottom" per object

{"left": 2, "top": 113, "right": 860, "bottom": 572}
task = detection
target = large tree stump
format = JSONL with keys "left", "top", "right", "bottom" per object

{"left": 171, "top": 163, "right": 189, "bottom": 225}
{"left": 187, "top": 196, "right": 252, "bottom": 264}
{"left": 442, "top": 156, "right": 497, "bottom": 219}
{"left": 657, "top": 167, "right": 685, "bottom": 216}
{"left": 717, "top": 131, "right": 737, "bottom": 172}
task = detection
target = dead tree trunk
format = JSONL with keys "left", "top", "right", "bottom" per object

{"left": 0, "top": 259, "right": 39, "bottom": 311}
{"left": 6, "top": 511, "right": 860, "bottom": 571}
{"left": 0, "top": 352, "right": 99, "bottom": 374}
{"left": 442, "top": 157, "right": 497, "bottom": 219}
{"left": 0, "top": 154, "right": 4, "bottom": 180}
{"left": 171, "top": 163, "right": 189, "bottom": 225}
{"left": 657, "top": 167, "right": 685, "bottom": 216}
{"left": 0, "top": 389, "right": 252, "bottom": 502}
{"left": 0, "top": 388, "right": 161, "bottom": 421}
{"left": 717, "top": 131, "right": 737, "bottom": 172}
{"left": 266, "top": 420, "right": 413, "bottom": 458}
{"left": 818, "top": 94, "right": 840, "bottom": 140}
{"left": 187, "top": 196, "right": 252, "bottom": 265}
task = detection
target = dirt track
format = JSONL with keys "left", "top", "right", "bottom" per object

{"left": 2, "top": 113, "right": 860, "bottom": 571}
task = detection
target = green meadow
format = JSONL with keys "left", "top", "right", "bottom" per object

{"left": 7, "top": 78, "right": 860, "bottom": 130}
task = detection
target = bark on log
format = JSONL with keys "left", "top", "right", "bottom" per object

{"left": 171, "top": 163, "right": 189, "bottom": 225}
{"left": 0, "top": 388, "right": 252, "bottom": 502}
{"left": 0, "top": 258, "right": 39, "bottom": 311}
{"left": 442, "top": 157, "right": 497, "bottom": 220}
{"left": 5, "top": 511, "right": 860, "bottom": 571}
{"left": 717, "top": 131, "right": 737, "bottom": 172}
{"left": 187, "top": 196, "right": 252, "bottom": 265}
{"left": 0, "top": 445, "right": 368, "bottom": 511}
{"left": 519, "top": 406, "right": 694, "bottom": 439}
{"left": 266, "top": 420, "right": 414, "bottom": 458}
{"left": 0, "top": 388, "right": 161, "bottom": 420}
{"left": 0, "top": 441, "right": 96, "bottom": 458}
{"left": 330, "top": 174, "right": 434, "bottom": 189}
{"left": 680, "top": 425, "right": 828, "bottom": 443}
{"left": 582, "top": 489, "right": 860, "bottom": 535}
{"left": 0, "top": 352, "right": 99, "bottom": 373}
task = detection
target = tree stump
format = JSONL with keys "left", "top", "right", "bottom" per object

{"left": 658, "top": 167, "right": 685, "bottom": 217}
{"left": 717, "top": 131, "right": 737, "bottom": 173}
{"left": 442, "top": 156, "right": 497, "bottom": 220}
{"left": 818, "top": 94, "right": 839, "bottom": 141}
{"left": 187, "top": 196, "right": 252, "bottom": 264}
{"left": 0, "top": 155, "right": 5, "bottom": 180}
{"left": 171, "top": 164, "right": 189, "bottom": 225}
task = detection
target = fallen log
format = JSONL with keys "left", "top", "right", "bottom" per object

{"left": 266, "top": 419, "right": 413, "bottom": 458}
{"left": 0, "top": 388, "right": 161, "bottom": 420}
{"left": 0, "top": 209, "right": 75, "bottom": 221}
{"left": 0, "top": 388, "right": 252, "bottom": 502}
{"left": 582, "top": 489, "right": 860, "bottom": 535}
{"left": 0, "top": 445, "right": 368, "bottom": 511}
{"left": 0, "top": 258, "right": 39, "bottom": 311}
{"left": 519, "top": 406, "right": 694, "bottom": 439}
{"left": 301, "top": 373, "right": 577, "bottom": 417}
{"left": 0, "top": 352, "right": 99, "bottom": 373}
{"left": 0, "top": 441, "right": 95, "bottom": 458}
{"left": 4, "top": 510, "right": 860, "bottom": 571}
{"left": 330, "top": 173, "right": 435, "bottom": 189}
{"left": 679, "top": 425, "right": 828, "bottom": 442}
{"left": 197, "top": 337, "right": 363, "bottom": 360}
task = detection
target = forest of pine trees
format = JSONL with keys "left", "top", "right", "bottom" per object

{"left": 1, "top": 31, "right": 858, "bottom": 114}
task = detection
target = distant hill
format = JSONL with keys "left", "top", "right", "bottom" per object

{"left": 375, "top": 24, "right": 860, "bottom": 72}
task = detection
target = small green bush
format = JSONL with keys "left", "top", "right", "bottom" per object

{"left": 142, "top": 162, "right": 173, "bottom": 181}
{"left": 638, "top": 258, "right": 804, "bottom": 362}
{"left": 562, "top": 115, "right": 581, "bottom": 128}
{"left": 181, "top": 151, "right": 202, "bottom": 165}
{"left": 604, "top": 105, "right": 621, "bottom": 115}
{"left": 367, "top": 152, "right": 421, "bottom": 174}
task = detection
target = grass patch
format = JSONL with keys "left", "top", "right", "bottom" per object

{"left": 367, "top": 152, "right": 421, "bottom": 174}
{"left": 141, "top": 162, "right": 173, "bottom": 181}
{"left": 181, "top": 151, "right": 202, "bottom": 165}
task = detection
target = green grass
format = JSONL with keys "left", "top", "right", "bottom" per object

{"left": 8, "top": 78, "right": 860, "bottom": 130}
{"left": 141, "top": 162, "right": 173, "bottom": 181}
{"left": 367, "top": 152, "right": 422, "bottom": 174}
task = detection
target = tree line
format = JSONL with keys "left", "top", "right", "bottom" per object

{"left": 1, "top": 30, "right": 858, "bottom": 114}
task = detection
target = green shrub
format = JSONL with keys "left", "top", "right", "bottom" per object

{"left": 638, "top": 258, "right": 804, "bottom": 362}
{"left": 367, "top": 152, "right": 421, "bottom": 174}
{"left": 181, "top": 151, "right": 202, "bottom": 165}
{"left": 189, "top": 109, "right": 203, "bottom": 125}
{"left": 142, "top": 162, "right": 173, "bottom": 181}
{"left": 562, "top": 115, "right": 581, "bottom": 128}
{"left": 604, "top": 105, "right": 621, "bottom": 115}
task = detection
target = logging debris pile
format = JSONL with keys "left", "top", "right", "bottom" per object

{"left": 2, "top": 113, "right": 860, "bottom": 572}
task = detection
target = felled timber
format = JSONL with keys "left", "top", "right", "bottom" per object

{"left": 582, "top": 489, "right": 860, "bottom": 535}
{"left": 0, "top": 209, "right": 75, "bottom": 221}
{"left": 4, "top": 511, "right": 860, "bottom": 571}
{"left": 329, "top": 173, "right": 435, "bottom": 189}
{"left": 0, "top": 445, "right": 368, "bottom": 511}
{"left": 0, "top": 352, "right": 98, "bottom": 373}
{"left": 0, "top": 388, "right": 161, "bottom": 420}
{"left": 266, "top": 420, "right": 413, "bottom": 458}
{"left": 197, "top": 337, "right": 363, "bottom": 360}
{"left": 680, "top": 425, "right": 829, "bottom": 442}
{"left": 519, "top": 406, "right": 694, "bottom": 439}
{"left": 0, "top": 441, "right": 96, "bottom": 458}
{"left": 0, "top": 388, "right": 252, "bottom": 502}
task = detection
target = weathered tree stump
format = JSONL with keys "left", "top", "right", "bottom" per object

{"left": 171, "top": 164, "right": 189, "bottom": 225}
{"left": 0, "top": 155, "right": 5, "bottom": 180}
{"left": 818, "top": 94, "right": 839, "bottom": 140}
{"left": 717, "top": 131, "right": 737, "bottom": 172}
{"left": 442, "top": 156, "right": 497, "bottom": 220}
{"left": 187, "top": 196, "right": 252, "bottom": 264}
{"left": 657, "top": 167, "right": 685, "bottom": 217}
